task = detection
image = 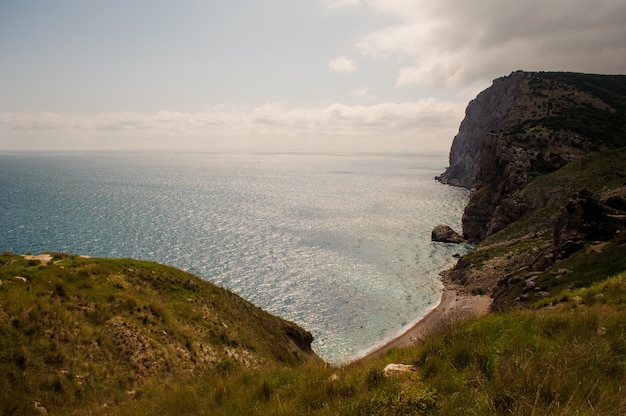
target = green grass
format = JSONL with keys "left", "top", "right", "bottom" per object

{"left": 452, "top": 146, "right": 626, "bottom": 308}
{"left": 4, "top": 253, "right": 626, "bottom": 415}
{"left": 0, "top": 253, "right": 316, "bottom": 415}
{"left": 61, "top": 271, "right": 626, "bottom": 416}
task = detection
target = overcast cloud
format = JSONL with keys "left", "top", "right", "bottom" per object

{"left": 1, "top": 0, "right": 625, "bottom": 153}
{"left": 360, "top": 0, "right": 626, "bottom": 87}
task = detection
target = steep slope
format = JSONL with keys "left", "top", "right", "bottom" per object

{"left": 50, "top": 270, "right": 626, "bottom": 415}
{"left": 438, "top": 71, "right": 626, "bottom": 310}
{"left": 436, "top": 70, "right": 528, "bottom": 189}
{"left": 439, "top": 71, "right": 626, "bottom": 242}
{"left": 0, "top": 253, "right": 318, "bottom": 414}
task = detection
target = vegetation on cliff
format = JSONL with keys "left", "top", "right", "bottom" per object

{"left": 3, "top": 70, "right": 626, "bottom": 415}
{"left": 440, "top": 72, "right": 626, "bottom": 311}
{"left": 438, "top": 71, "right": 626, "bottom": 242}
{"left": 448, "top": 146, "right": 626, "bottom": 310}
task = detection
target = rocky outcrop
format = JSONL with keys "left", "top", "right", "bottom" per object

{"left": 282, "top": 320, "right": 316, "bottom": 356}
{"left": 436, "top": 71, "right": 528, "bottom": 189}
{"left": 461, "top": 131, "right": 535, "bottom": 241}
{"left": 553, "top": 190, "right": 622, "bottom": 260}
{"left": 439, "top": 71, "right": 626, "bottom": 242}
{"left": 431, "top": 224, "right": 465, "bottom": 244}
{"left": 439, "top": 71, "right": 626, "bottom": 311}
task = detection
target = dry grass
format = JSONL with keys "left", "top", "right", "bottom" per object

{"left": 3, "top": 252, "right": 626, "bottom": 415}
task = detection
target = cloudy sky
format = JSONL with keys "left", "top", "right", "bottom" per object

{"left": 1, "top": 0, "right": 625, "bottom": 153}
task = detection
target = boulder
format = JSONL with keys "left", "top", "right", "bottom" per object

{"left": 383, "top": 363, "right": 415, "bottom": 376}
{"left": 553, "top": 190, "right": 620, "bottom": 259}
{"left": 431, "top": 224, "right": 465, "bottom": 244}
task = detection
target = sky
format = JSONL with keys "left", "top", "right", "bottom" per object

{"left": 1, "top": 0, "right": 625, "bottom": 153}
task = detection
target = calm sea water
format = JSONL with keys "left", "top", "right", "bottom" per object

{"left": 0, "top": 152, "right": 470, "bottom": 363}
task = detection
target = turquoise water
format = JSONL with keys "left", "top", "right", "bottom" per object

{"left": 0, "top": 152, "right": 470, "bottom": 363}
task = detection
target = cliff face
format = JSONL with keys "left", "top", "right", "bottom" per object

{"left": 440, "top": 71, "right": 626, "bottom": 242}
{"left": 440, "top": 71, "right": 626, "bottom": 311}
{"left": 436, "top": 71, "right": 528, "bottom": 189}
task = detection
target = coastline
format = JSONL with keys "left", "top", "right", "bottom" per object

{"left": 357, "top": 277, "right": 492, "bottom": 361}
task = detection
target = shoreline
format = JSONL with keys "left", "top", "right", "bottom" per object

{"left": 355, "top": 278, "right": 492, "bottom": 362}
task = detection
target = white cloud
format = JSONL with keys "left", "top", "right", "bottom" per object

{"left": 2, "top": 0, "right": 624, "bottom": 156}
{"left": 325, "top": 0, "right": 362, "bottom": 10}
{"left": 328, "top": 56, "right": 358, "bottom": 74}
{"left": 365, "top": 0, "right": 424, "bottom": 21}
{"left": 0, "top": 99, "right": 465, "bottom": 152}
{"left": 356, "top": 24, "right": 430, "bottom": 59}
{"left": 351, "top": 87, "right": 370, "bottom": 98}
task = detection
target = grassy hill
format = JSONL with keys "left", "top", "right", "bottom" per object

{"left": 6, "top": 263, "right": 623, "bottom": 415}
{"left": 0, "top": 253, "right": 318, "bottom": 415}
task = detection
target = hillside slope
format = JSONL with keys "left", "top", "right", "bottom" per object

{"left": 438, "top": 71, "right": 626, "bottom": 242}
{"left": 39, "top": 271, "right": 626, "bottom": 415}
{"left": 0, "top": 253, "right": 318, "bottom": 415}
{"left": 437, "top": 71, "right": 626, "bottom": 310}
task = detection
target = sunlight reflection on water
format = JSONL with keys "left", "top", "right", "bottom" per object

{"left": 0, "top": 152, "right": 470, "bottom": 363}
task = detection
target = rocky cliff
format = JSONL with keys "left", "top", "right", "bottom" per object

{"left": 436, "top": 71, "right": 528, "bottom": 189}
{"left": 439, "top": 71, "right": 626, "bottom": 310}
{"left": 439, "top": 71, "right": 626, "bottom": 242}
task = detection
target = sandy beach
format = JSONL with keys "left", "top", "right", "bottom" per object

{"left": 359, "top": 279, "right": 492, "bottom": 361}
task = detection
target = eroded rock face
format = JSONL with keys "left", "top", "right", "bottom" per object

{"left": 553, "top": 190, "right": 620, "bottom": 259}
{"left": 436, "top": 71, "right": 528, "bottom": 189}
{"left": 436, "top": 72, "right": 534, "bottom": 241}
{"left": 437, "top": 71, "right": 626, "bottom": 311}
{"left": 438, "top": 71, "right": 624, "bottom": 243}
{"left": 282, "top": 321, "right": 315, "bottom": 355}
{"left": 431, "top": 224, "right": 465, "bottom": 244}
{"left": 462, "top": 133, "right": 532, "bottom": 242}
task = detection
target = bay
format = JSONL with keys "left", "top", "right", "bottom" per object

{"left": 0, "top": 151, "right": 470, "bottom": 363}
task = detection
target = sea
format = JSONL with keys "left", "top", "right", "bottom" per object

{"left": 0, "top": 151, "right": 471, "bottom": 364}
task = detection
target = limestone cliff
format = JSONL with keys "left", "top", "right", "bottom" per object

{"left": 439, "top": 71, "right": 626, "bottom": 310}
{"left": 439, "top": 71, "right": 626, "bottom": 242}
{"left": 436, "top": 71, "right": 528, "bottom": 189}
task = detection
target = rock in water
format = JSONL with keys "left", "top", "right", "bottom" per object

{"left": 431, "top": 224, "right": 465, "bottom": 244}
